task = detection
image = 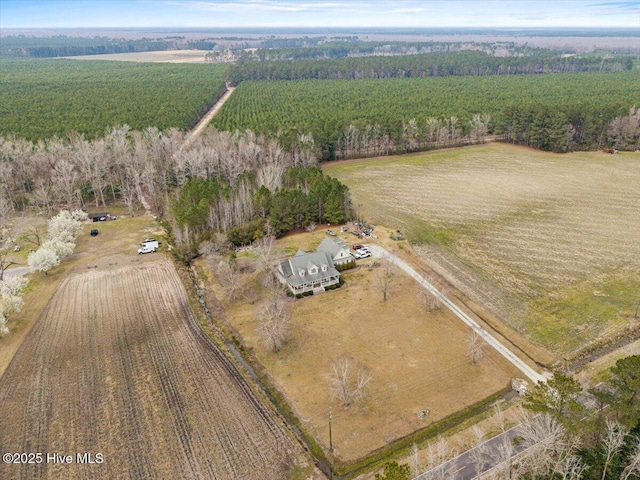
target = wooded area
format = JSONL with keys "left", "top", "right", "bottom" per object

{"left": 0, "top": 59, "right": 227, "bottom": 140}
{"left": 0, "top": 35, "right": 219, "bottom": 57}
{"left": 228, "top": 50, "right": 633, "bottom": 83}
{"left": 0, "top": 126, "right": 348, "bottom": 256}
{"left": 214, "top": 71, "right": 640, "bottom": 158}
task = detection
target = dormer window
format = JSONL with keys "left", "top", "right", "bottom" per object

{"left": 309, "top": 265, "right": 318, "bottom": 275}
{"left": 321, "top": 264, "right": 328, "bottom": 272}
{"left": 298, "top": 269, "right": 305, "bottom": 277}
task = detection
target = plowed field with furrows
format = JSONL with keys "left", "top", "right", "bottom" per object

{"left": 0, "top": 261, "right": 296, "bottom": 479}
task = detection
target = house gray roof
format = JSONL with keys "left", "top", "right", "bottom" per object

{"left": 317, "top": 237, "right": 354, "bottom": 262}
{"left": 278, "top": 251, "right": 339, "bottom": 287}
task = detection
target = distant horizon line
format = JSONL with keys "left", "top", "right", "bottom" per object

{"left": 2, "top": 26, "right": 639, "bottom": 33}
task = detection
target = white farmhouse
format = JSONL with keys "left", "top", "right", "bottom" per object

{"left": 316, "top": 237, "right": 355, "bottom": 267}
{"left": 277, "top": 250, "right": 340, "bottom": 295}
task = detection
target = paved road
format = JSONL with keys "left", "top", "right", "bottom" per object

{"left": 3, "top": 266, "right": 30, "bottom": 279}
{"left": 414, "top": 422, "right": 524, "bottom": 480}
{"left": 367, "top": 245, "right": 548, "bottom": 385}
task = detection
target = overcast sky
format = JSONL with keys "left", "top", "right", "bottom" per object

{"left": 1, "top": 0, "right": 639, "bottom": 29}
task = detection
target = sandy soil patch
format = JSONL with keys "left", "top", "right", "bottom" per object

{"left": 62, "top": 49, "right": 212, "bottom": 63}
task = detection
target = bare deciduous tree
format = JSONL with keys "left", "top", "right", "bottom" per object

{"left": 511, "top": 407, "right": 585, "bottom": 479}
{"left": 377, "top": 256, "right": 395, "bottom": 302}
{"left": 52, "top": 158, "right": 80, "bottom": 208}
{"left": 0, "top": 194, "right": 12, "bottom": 229}
{"left": 305, "top": 222, "right": 317, "bottom": 234}
{"left": 0, "top": 249, "right": 17, "bottom": 282}
{"left": 467, "top": 330, "right": 486, "bottom": 365}
{"left": 328, "top": 354, "right": 372, "bottom": 407}
{"left": 30, "top": 179, "right": 53, "bottom": 215}
{"left": 600, "top": 420, "right": 627, "bottom": 480}
{"left": 418, "top": 285, "right": 449, "bottom": 312}
{"left": 424, "top": 437, "right": 455, "bottom": 480}
{"left": 256, "top": 288, "right": 291, "bottom": 353}
{"left": 409, "top": 442, "right": 422, "bottom": 477}
{"left": 255, "top": 234, "right": 280, "bottom": 289}
{"left": 621, "top": 436, "right": 640, "bottom": 480}
{"left": 24, "top": 225, "right": 44, "bottom": 248}
{"left": 214, "top": 258, "right": 245, "bottom": 302}
{"left": 493, "top": 403, "right": 507, "bottom": 433}
{"left": 484, "top": 435, "right": 523, "bottom": 480}
{"left": 469, "top": 113, "right": 491, "bottom": 144}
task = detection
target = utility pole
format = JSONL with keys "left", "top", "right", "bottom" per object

{"left": 328, "top": 406, "right": 333, "bottom": 453}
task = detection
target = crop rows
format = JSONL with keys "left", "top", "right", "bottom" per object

{"left": 0, "top": 261, "right": 298, "bottom": 479}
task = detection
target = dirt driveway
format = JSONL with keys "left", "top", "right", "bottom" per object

{"left": 367, "top": 244, "right": 548, "bottom": 385}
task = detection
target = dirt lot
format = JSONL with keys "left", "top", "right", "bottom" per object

{"left": 0, "top": 217, "right": 311, "bottom": 479}
{"left": 206, "top": 229, "right": 517, "bottom": 463}
{"left": 63, "top": 50, "right": 212, "bottom": 63}
{"left": 324, "top": 144, "right": 640, "bottom": 361}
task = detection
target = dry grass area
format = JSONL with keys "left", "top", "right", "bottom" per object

{"left": 211, "top": 231, "right": 517, "bottom": 462}
{"left": 63, "top": 50, "right": 212, "bottom": 63}
{"left": 324, "top": 144, "right": 640, "bottom": 360}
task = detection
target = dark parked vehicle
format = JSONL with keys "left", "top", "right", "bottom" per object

{"left": 90, "top": 229, "right": 99, "bottom": 236}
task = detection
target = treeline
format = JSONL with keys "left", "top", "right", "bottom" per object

{"left": 0, "top": 126, "right": 345, "bottom": 253}
{"left": 334, "top": 115, "right": 491, "bottom": 159}
{"left": 499, "top": 104, "right": 640, "bottom": 152}
{"left": 0, "top": 35, "right": 218, "bottom": 58}
{"left": 227, "top": 51, "right": 633, "bottom": 83}
{"left": 512, "top": 357, "right": 640, "bottom": 479}
{"left": 0, "top": 59, "right": 227, "bottom": 141}
{"left": 235, "top": 40, "right": 551, "bottom": 62}
{"left": 173, "top": 166, "right": 349, "bottom": 249}
{"left": 213, "top": 72, "right": 640, "bottom": 158}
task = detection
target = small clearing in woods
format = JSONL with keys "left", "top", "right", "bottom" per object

{"left": 324, "top": 144, "right": 640, "bottom": 360}
{"left": 63, "top": 50, "right": 212, "bottom": 63}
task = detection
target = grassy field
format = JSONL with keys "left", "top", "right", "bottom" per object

{"left": 324, "top": 144, "right": 640, "bottom": 359}
{"left": 204, "top": 228, "right": 517, "bottom": 463}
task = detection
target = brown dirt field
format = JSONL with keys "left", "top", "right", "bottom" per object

{"left": 62, "top": 50, "right": 212, "bottom": 63}
{"left": 0, "top": 213, "right": 161, "bottom": 377}
{"left": 211, "top": 230, "right": 518, "bottom": 463}
{"left": 0, "top": 249, "right": 308, "bottom": 478}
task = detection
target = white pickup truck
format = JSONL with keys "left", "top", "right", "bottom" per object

{"left": 138, "top": 238, "right": 159, "bottom": 254}
{"left": 138, "top": 245, "right": 156, "bottom": 254}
